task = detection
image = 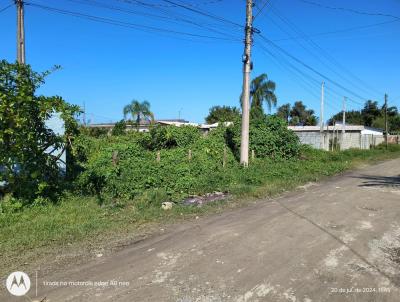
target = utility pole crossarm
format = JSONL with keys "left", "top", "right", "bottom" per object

{"left": 240, "top": 0, "right": 253, "bottom": 167}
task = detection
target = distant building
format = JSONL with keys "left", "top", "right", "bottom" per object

{"left": 288, "top": 125, "right": 384, "bottom": 150}
{"left": 87, "top": 119, "right": 190, "bottom": 133}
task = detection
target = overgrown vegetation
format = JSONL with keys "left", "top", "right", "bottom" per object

{"left": 0, "top": 61, "right": 79, "bottom": 202}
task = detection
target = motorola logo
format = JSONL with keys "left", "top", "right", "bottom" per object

{"left": 6, "top": 271, "right": 31, "bottom": 296}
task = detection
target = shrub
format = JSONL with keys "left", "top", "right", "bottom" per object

{"left": 79, "top": 126, "right": 109, "bottom": 138}
{"left": 74, "top": 128, "right": 238, "bottom": 202}
{"left": 111, "top": 120, "right": 127, "bottom": 136}
{"left": 227, "top": 115, "right": 300, "bottom": 159}
{"left": 145, "top": 125, "right": 202, "bottom": 150}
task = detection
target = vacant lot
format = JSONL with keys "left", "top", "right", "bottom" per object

{"left": 1, "top": 155, "right": 399, "bottom": 301}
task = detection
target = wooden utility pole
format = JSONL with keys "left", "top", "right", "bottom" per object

{"left": 385, "top": 93, "right": 388, "bottom": 149}
{"left": 16, "top": 0, "right": 26, "bottom": 64}
{"left": 240, "top": 0, "right": 253, "bottom": 167}
{"left": 319, "top": 81, "right": 325, "bottom": 149}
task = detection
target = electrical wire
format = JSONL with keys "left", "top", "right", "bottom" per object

{"left": 0, "top": 2, "right": 12, "bottom": 13}
{"left": 267, "top": 4, "right": 383, "bottom": 99}
{"left": 255, "top": 38, "right": 345, "bottom": 113}
{"left": 298, "top": 0, "right": 400, "bottom": 21}
{"left": 257, "top": 33, "right": 367, "bottom": 105}
{"left": 253, "top": 0, "right": 271, "bottom": 20}
{"left": 119, "top": 0, "right": 225, "bottom": 8}
{"left": 65, "top": 0, "right": 242, "bottom": 40}
{"left": 161, "top": 0, "right": 243, "bottom": 28}
{"left": 112, "top": 0, "right": 243, "bottom": 39}
{"left": 272, "top": 19, "right": 399, "bottom": 42}
{"left": 26, "top": 2, "right": 241, "bottom": 41}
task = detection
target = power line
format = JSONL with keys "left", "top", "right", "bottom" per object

{"left": 253, "top": 0, "right": 271, "bottom": 20}
{"left": 257, "top": 33, "right": 367, "bottom": 105}
{"left": 112, "top": 0, "right": 243, "bottom": 38}
{"left": 161, "top": 0, "right": 243, "bottom": 28}
{"left": 65, "top": 0, "right": 242, "bottom": 40}
{"left": 255, "top": 39, "right": 345, "bottom": 113}
{"left": 118, "top": 0, "right": 225, "bottom": 8}
{"left": 0, "top": 3, "right": 12, "bottom": 13}
{"left": 272, "top": 19, "right": 399, "bottom": 42}
{"left": 268, "top": 4, "right": 383, "bottom": 99}
{"left": 299, "top": 0, "right": 400, "bottom": 20}
{"left": 26, "top": 2, "right": 241, "bottom": 41}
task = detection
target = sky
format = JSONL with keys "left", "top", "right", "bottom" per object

{"left": 0, "top": 0, "right": 399, "bottom": 124}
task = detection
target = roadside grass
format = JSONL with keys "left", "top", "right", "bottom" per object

{"left": 1, "top": 145, "right": 400, "bottom": 274}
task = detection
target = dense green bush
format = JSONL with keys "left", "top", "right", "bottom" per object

{"left": 227, "top": 115, "right": 300, "bottom": 159}
{"left": 144, "top": 125, "right": 202, "bottom": 150}
{"left": 111, "top": 120, "right": 127, "bottom": 136}
{"left": 79, "top": 126, "right": 109, "bottom": 138}
{"left": 74, "top": 128, "right": 238, "bottom": 202}
{"left": 72, "top": 116, "right": 303, "bottom": 203}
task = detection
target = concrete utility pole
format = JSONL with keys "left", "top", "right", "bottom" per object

{"left": 340, "top": 96, "right": 346, "bottom": 150}
{"left": 16, "top": 0, "right": 26, "bottom": 64}
{"left": 319, "top": 81, "right": 325, "bottom": 149}
{"left": 240, "top": 0, "right": 253, "bottom": 167}
{"left": 342, "top": 96, "right": 346, "bottom": 135}
{"left": 385, "top": 93, "right": 388, "bottom": 149}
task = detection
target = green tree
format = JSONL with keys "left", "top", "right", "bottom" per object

{"left": 276, "top": 103, "right": 291, "bottom": 123}
{"left": 0, "top": 60, "right": 79, "bottom": 201}
{"left": 205, "top": 105, "right": 240, "bottom": 124}
{"left": 362, "top": 100, "right": 381, "bottom": 126}
{"left": 289, "top": 101, "right": 318, "bottom": 126}
{"left": 123, "top": 100, "right": 154, "bottom": 130}
{"left": 389, "top": 115, "right": 400, "bottom": 133}
{"left": 372, "top": 110, "right": 400, "bottom": 133}
{"left": 328, "top": 110, "right": 363, "bottom": 126}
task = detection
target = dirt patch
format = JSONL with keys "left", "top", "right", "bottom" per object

{"left": 183, "top": 192, "right": 230, "bottom": 207}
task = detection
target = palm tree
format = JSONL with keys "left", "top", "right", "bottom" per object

{"left": 123, "top": 100, "right": 154, "bottom": 130}
{"left": 249, "top": 73, "right": 277, "bottom": 112}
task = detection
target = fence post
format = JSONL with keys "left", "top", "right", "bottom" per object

{"left": 251, "top": 149, "right": 255, "bottom": 161}
{"left": 188, "top": 149, "right": 192, "bottom": 161}
{"left": 223, "top": 146, "right": 227, "bottom": 168}
{"left": 156, "top": 151, "right": 161, "bottom": 163}
{"left": 112, "top": 150, "right": 119, "bottom": 166}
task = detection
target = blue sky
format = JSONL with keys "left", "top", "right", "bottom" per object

{"left": 0, "top": 0, "right": 399, "bottom": 123}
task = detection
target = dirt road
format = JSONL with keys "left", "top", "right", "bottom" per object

{"left": 3, "top": 159, "right": 400, "bottom": 301}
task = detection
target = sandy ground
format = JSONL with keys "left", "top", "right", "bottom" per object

{"left": 2, "top": 158, "right": 400, "bottom": 302}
